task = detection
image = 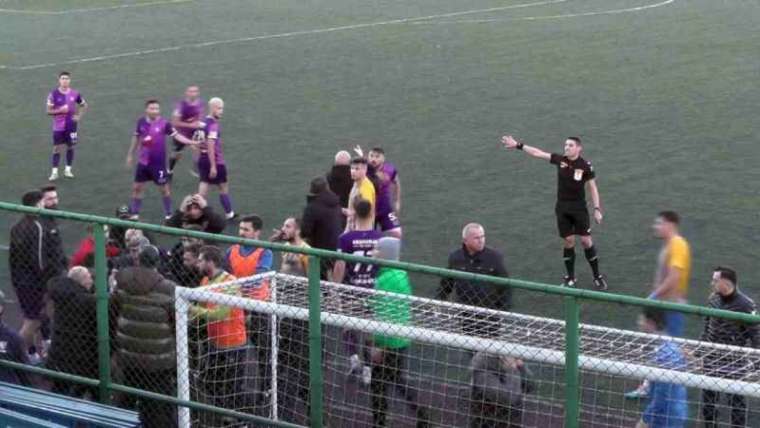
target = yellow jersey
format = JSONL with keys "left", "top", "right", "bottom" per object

{"left": 655, "top": 235, "right": 691, "bottom": 299}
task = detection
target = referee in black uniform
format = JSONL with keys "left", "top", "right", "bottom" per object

{"left": 501, "top": 135, "right": 608, "bottom": 290}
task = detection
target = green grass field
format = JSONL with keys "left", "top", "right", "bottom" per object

{"left": 1, "top": 0, "right": 759, "bottom": 338}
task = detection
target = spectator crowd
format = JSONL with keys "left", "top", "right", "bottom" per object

{"left": 1, "top": 148, "right": 759, "bottom": 428}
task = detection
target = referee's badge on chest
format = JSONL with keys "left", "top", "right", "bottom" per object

{"left": 573, "top": 169, "right": 584, "bottom": 181}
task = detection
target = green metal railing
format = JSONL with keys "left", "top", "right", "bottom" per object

{"left": 2, "top": 201, "right": 760, "bottom": 428}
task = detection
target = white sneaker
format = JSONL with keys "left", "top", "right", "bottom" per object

{"left": 361, "top": 365, "right": 372, "bottom": 386}
{"left": 48, "top": 168, "right": 59, "bottom": 181}
{"left": 347, "top": 354, "right": 361, "bottom": 375}
{"left": 63, "top": 166, "right": 74, "bottom": 178}
{"left": 225, "top": 211, "right": 237, "bottom": 220}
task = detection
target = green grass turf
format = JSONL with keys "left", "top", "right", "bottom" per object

{"left": 1, "top": 0, "right": 759, "bottom": 339}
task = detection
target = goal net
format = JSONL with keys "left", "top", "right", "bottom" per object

{"left": 175, "top": 272, "right": 760, "bottom": 427}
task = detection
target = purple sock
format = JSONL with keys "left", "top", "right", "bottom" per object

{"left": 162, "top": 196, "right": 173, "bottom": 217}
{"left": 51, "top": 153, "right": 61, "bottom": 167}
{"left": 65, "top": 148, "right": 75, "bottom": 166}
{"left": 219, "top": 194, "right": 233, "bottom": 214}
{"left": 129, "top": 198, "right": 143, "bottom": 215}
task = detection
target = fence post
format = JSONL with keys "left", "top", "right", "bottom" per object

{"left": 307, "top": 256, "right": 323, "bottom": 428}
{"left": 94, "top": 223, "right": 112, "bottom": 404}
{"left": 564, "top": 296, "right": 580, "bottom": 428}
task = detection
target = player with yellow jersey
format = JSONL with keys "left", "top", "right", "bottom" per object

{"left": 344, "top": 157, "right": 376, "bottom": 231}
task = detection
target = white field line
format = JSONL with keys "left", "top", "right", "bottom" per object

{"left": 0, "top": 0, "right": 192, "bottom": 15}
{"left": 0, "top": 0, "right": 567, "bottom": 71}
{"left": 411, "top": 0, "right": 676, "bottom": 25}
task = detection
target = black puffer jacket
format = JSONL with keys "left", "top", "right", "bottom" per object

{"left": 47, "top": 276, "right": 98, "bottom": 378}
{"left": 326, "top": 165, "right": 352, "bottom": 209}
{"left": 301, "top": 190, "right": 342, "bottom": 251}
{"left": 114, "top": 267, "right": 177, "bottom": 371}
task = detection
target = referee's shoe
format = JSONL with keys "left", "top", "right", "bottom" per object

{"left": 593, "top": 274, "right": 609, "bottom": 291}
{"left": 562, "top": 274, "right": 608, "bottom": 291}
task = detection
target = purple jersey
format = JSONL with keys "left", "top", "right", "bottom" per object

{"left": 200, "top": 116, "right": 225, "bottom": 165}
{"left": 337, "top": 229, "right": 384, "bottom": 287}
{"left": 173, "top": 99, "right": 204, "bottom": 138}
{"left": 134, "top": 116, "right": 176, "bottom": 166}
{"left": 47, "top": 88, "right": 84, "bottom": 132}
{"left": 374, "top": 162, "right": 398, "bottom": 215}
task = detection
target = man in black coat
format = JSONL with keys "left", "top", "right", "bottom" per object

{"left": 437, "top": 223, "right": 510, "bottom": 339}
{"left": 47, "top": 267, "right": 98, "bottom": 398}
{"left": 9, "top": 190, "right": 67, "bottom": 361}
{"left": 113, "top": 246, "right": 178, "bottom": 428}
{"left": 326, "top": 151, "right": 353, "bottom": 213}
{"left": 301, "top": 177, "right": 342, "bottom": 278}
{"left": 700, "top": 267, "right": 760, "bottom": 428}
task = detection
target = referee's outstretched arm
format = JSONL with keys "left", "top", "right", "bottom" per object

{"left": 501, "top": 135, "right": 550, "bottom": 160}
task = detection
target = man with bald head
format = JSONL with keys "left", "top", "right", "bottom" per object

{"left": 437, "top": 223, "right": 510, "bottom": 338}
{"left": 327, "top": 150, "right": 353, "bottom": 216}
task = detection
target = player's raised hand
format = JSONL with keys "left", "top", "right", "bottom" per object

{"left": 353, "top": 145, "right": 364, "bottom": 158}
{"left": 501, "top": 135, "right": 519, "bottom": 149}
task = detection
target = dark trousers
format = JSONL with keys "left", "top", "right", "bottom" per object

{"left": 199, "top": 346, "right": 252, "bottom": 427}
{"left": 117, "top": 366, "right": 177, "bottom": 428}
{"left": 370, "top": 348, "right": 423, "bottom": 428}
{"left": 470, "top": 401, "right": 522, "bottom": 428}
{"left": 702, "top": 389, "right": 747, "bottom": 428}
{"left": 277, "top": 318, "right": 311, "bottom": 425}
{"left": 249, "top": 313, "right": 272, "bottom": 396}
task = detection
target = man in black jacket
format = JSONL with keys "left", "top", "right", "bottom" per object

{"left": 700, "top": 267, "right": 760, "bottom": 428}
{"left": 437, "top": 223, "right": 510, "bottom": 338}
{"left": 327, "top": 150, "right": 353, "bottom": 213}
{"left": 301, "top": 177, "right": 342, "bottom": 278}
{"left": 113, "top": 245, "right": 178, "bottom": 428}
{"left": 166, "top": 193, "right": 226, "bottom": 234}
{"left": 0, "top": 290, "right": 31, "bottom": 386}
{"left": 9, "top": 190, "right": 67, "bottom": 362}
{"left": 47, "top": 267, "right": 98, "bottom": 398}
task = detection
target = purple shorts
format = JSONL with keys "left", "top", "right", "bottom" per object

{"left": 198, "top": 157, "right": 227, "bottom": 185}
{"left": 15, "top": 286, "right": 45, "bottom": 320}
{"left": 52, "top": 125, "right": 78, "bottom": 146}
{"left": 376, "top": 211, "right": 401, "bottom": 232}
{"left": 135, "top": 163, "right": 169, "bottom": 185}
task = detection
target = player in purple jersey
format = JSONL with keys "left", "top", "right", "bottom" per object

{"left": 46, "top": 71, "right": 88, "bottom": 181}
{"left": 125, "top": 100, "right": 197, "bottom": 220}
{"left": 368, "top": 147, "right": 403, "bottom": 238}
{"left": 333, "top": 199, "right": 384, "bottom": 288}
{"left": 169, "top": 85, "right": 204, "bottom": 177}
{"left": 197, "top": 97, "right": 236, "bottom": 220}
{"left": 332, "top": 199, "right": 384, "bottom": 383}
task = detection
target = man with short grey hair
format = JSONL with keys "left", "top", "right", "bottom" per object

{"left": 327, "top": 150, "right": 353, "bottom": 215}
{"left": 437, "top": 223, "right": 510, "bottom": 338}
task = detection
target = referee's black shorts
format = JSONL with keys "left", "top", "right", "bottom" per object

{"left": 555, "top": 201, "right": 591, "bottom": 238}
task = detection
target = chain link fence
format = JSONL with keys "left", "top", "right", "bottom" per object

{"left": 2, "top": 203, "right": 760, "bottom": 427}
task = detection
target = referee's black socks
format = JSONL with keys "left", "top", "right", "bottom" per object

{"left": 563, "top": 248, "right": 575, "bottom": 278}
{"left": 585, "top": 246, "right": 600, "bottom": 278}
